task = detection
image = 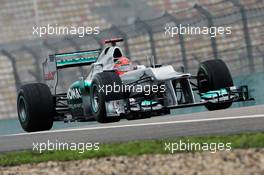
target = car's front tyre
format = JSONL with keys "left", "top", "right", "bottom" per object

{"left": 197, "top": 59, "right": 234, "bottom": 111}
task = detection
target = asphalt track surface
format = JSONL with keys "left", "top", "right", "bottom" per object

{"left": 0, "top": 105, "right": 264, "bottom": 152}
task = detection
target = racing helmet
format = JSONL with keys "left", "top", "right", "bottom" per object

{"left": 114, "top": 57, "right": 133, "bottom": 75}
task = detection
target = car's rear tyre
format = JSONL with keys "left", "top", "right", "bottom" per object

{"left": 17, "top": 83, "right": 54, "bottom": 132}
{"left": 90, "top": 71, "right": 124, "bottom": 123}
{"left": 197, "top": 59, "right": 234, "bottom": 111}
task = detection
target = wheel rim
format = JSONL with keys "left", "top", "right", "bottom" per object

{"left": 91, "top": 85, "right": 99, "bottom": 112}
{"left": 18, "top": 97, "right": 27, "bottom": 122}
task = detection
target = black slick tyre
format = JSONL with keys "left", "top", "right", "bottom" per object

{"left": 197, "top": 59, "right": 234, "bottom": 110}
{"left": 17, "top": 83, "right": 54, "bottom": 132}
{"left": 90, "top": 71, "right": 123, "bottom": 123}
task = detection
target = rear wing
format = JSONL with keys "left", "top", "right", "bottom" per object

{"left": 51, "top": 49, "right": 100, "bottom": 69}
{"left": 43, "top": 49, "right": 101, "bottom": 94}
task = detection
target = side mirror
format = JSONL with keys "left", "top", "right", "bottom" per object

{"left": 180, "top": 65, "right": 185, "bottom": 73}
{"left": 176, "top": 65, "right": 185, "bottom": 73}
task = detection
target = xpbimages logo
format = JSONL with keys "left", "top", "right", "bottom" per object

{"left": 164, "top": 140, "right": 232, "bottom": 154}
{"left": 165, "top": 23, "right": 232, "bottom": 38}
{"left": 98, "top": 82, "right": 166, "bottom": 96}
{"left": 32, "top": 140, "right": 100, "bottom": 153}
{"left": 67, "top": 83, "right": 166, "bottom": 100}
{"left": 33, "top": 24, "right": 100, "bottom": 37}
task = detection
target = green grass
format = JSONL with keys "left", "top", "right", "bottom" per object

{"left": 1, "top": 132, "right": 264, "bottom": 166}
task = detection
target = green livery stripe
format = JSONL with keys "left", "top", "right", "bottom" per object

{"left": 201, "top": 89, "right": 228, "bottom": 99}
{"left": 85, "top": 81, "right": 91, "bottom": 87}
{"left": 70, "top": 81, "right": 91, "bottom": 88}
{"left": 141, "top": 100, "right": 158, "bottom": 106}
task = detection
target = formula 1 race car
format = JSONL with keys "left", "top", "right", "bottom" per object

{"left": 17, "top": 38, "right": 254, "bottom": 132}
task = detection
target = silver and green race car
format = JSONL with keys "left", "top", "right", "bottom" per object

{"left": 17, "top": 38, "right": 253, "bottom": 132}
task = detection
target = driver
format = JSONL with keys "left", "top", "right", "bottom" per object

{"left": 113, "top": 56, "right": 134, "bottom": 75}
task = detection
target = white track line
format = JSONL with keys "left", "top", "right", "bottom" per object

{"left": 3, "top": 114, "right": 264, "bottom": 137}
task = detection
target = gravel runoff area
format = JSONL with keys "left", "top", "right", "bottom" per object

{"left": 1, "top": 149, "right": 264, "bottom": 175}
